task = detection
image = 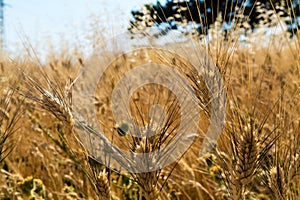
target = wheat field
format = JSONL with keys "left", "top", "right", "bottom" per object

{"left": 1, "top": 1, "right": 300, "bottom": 200}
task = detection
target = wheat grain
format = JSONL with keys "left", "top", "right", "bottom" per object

{"left": 96, "top": 170, "right": 111, "bottom": 200}
{"left": 235, "top": 124, "right": 259, "bottom": 185}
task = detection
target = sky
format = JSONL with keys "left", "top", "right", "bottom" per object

{"left": 3, "top": 0, "right": 162, "bottom": 55}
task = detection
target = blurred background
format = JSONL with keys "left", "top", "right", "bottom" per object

{"left": 1, "top": 0, "right": 299, "bottom": 59}
{"left": 2, "top": 0, "right": 160, "bottom": 56}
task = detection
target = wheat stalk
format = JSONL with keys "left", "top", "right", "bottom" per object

{"left": 269, "top": 166, "right": 287, "bottom": 200}
{"left": 267, "top": 118, "right": 300, "bottom": 200}
{"left": 0, "top": 89, "right": 22, "bottom": 163}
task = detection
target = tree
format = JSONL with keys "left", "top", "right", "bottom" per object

{"left": 129, "top": 0, "right": 299, "bottom": 36}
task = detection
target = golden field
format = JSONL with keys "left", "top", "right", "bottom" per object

{"left": 0, "top": 1, "right": 300, "bottom": 200}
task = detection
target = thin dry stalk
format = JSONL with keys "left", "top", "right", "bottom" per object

{"left": 268, "top": 118, "right": 300, "bottom": 200}
{"left": 0, "top": 89, "right": 22, "bottom": 163}
{"left": 269, "top": 166, "right": 287, "bottom": 200}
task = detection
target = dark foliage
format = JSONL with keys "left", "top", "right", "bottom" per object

{"left": 129, "top": 0, "right": 299, "bottom": 36}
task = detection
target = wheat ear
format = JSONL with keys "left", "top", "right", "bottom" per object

{"left": 96, "top": 170, "right": 111, "bottom": 200}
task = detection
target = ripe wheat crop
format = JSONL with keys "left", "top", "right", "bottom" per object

{"left": 0, "top": 0, "right": 299, "bottom": 199}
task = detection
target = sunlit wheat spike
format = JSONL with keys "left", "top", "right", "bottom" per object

{"left": 235, "top": 126, "right": 259, "bottom": 185}
{"left": 21, "top": 70, "right": 74, "bottom": 127}
{"left": 96, "top": 170, "right": 111, "bottom": 200}
{"left": 230, "top": 123, "right": 259, "bottom": 200}
{"left": 133, "top": 171, "right": 159, "bottom": 200}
